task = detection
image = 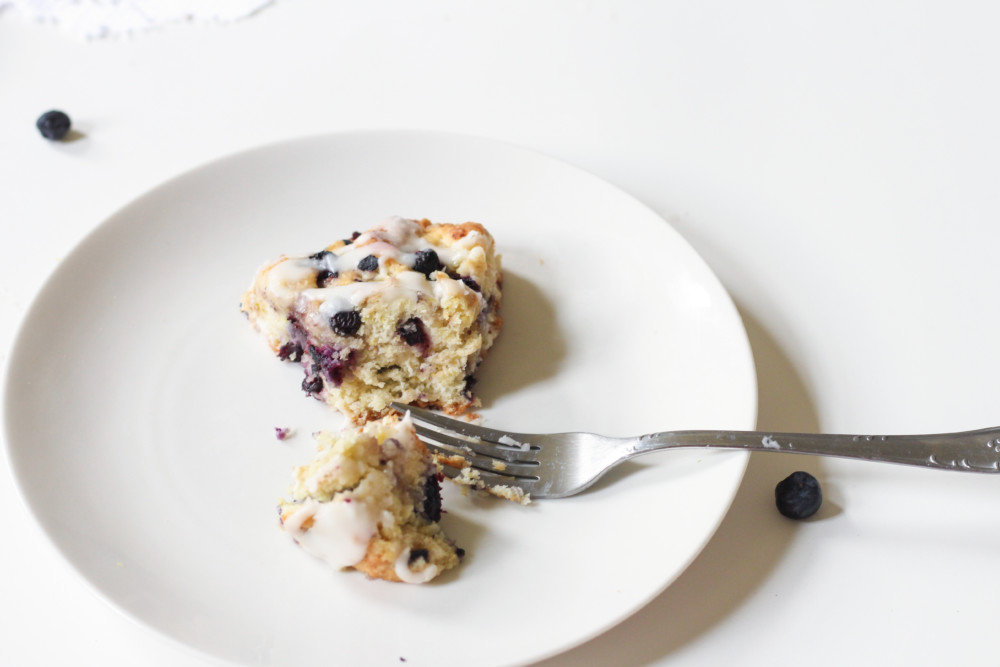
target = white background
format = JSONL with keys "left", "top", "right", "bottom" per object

{"left": 3, "top": 2, "right": 1000, "bottom": 665}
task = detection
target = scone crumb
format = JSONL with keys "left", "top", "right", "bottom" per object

{"left": 441, "top": 458, "right": 531, "bottom": 505}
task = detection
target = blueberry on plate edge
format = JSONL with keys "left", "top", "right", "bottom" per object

{"left": 775, "top": 471, "right": 822, "bottom": 520}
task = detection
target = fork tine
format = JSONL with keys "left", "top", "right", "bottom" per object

{"left": 394, "top": 403, "right": 532, "bottom": 448}
{"left": 410, "top": 421, "right": 539, "bottom": 463}
{"left": 437, "top": 455, "right": 537, "bottom": 490}
{"left": 419, "top": 433, "right": 541, "bottom": 479}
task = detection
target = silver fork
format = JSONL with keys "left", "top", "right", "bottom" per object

{"left": 392, "top": 403, "right": 1000, "bottom": 499}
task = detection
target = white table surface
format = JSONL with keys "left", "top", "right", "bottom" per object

{"left": 3, "top": 2, "right": 1000, "bottom": 665}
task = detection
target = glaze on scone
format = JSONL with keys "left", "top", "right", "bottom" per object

{"left": 240, "top": 216, "right": 502, "bottom": 424}
{"left": 278, "top": 413, "right": 463, "bottom": 583}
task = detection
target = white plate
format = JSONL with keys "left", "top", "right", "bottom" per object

{"left": 2, "top": 131, "right": 756, "bottom": 666}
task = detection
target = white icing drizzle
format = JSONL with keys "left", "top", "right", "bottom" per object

{"left": 267, "top": 217, "right": 481, "bottom": 319}
{"left": 283, "top": 498, "right": 378, "bottom": 569}
{"left": 353, "top": 216, "right": 466, "bottom": 267}
{"left": 395, "top": 412, "right": 423, "bottom": 447}
{"left": 305, "top": 271, "right": 474, "bottom": 318}
{"left": 394, "top": 548, "right": 439, "bottom": 584}
{"left": 334, "top": 240, "right": 398, "bottom": 270}
{"left": 431, "top": 274, "right": 472, "bottom": 302}
{"left": 761, "top": 435, "right": 781, "bottom": 450}
{"left": 265, "top": 258, "right": 315, "bottom": 302}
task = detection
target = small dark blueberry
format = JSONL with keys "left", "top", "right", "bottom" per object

{"left": 316, "top": 268, "right": 338, "bottom": 287}
{"left": 397, "top": 317, "right": 427, "bottom": 347}
{"left": 460, "top": 276, "right": 481, "bottom": 292}
{"left": 357, "top": 254, "right": 379, "bottom": 272}
{"left": 407, "top": 548, "right": 430, "bottom": 565}
{"left": 277, "top": 341, "right": 303, "bottom": 362}
{"left": 412, "top": 249, "right": 443, "bottom": 277}
{"left": 422, "top": 474, "right": 442, "bottom": 522}
{"left": 308, "top": 249, "right": 333, "bottom": 261}
{"left": 301, "top": 376, "right": 323, "bottom": 394}
{"left": 36, "top": 110, "right": 71, "bottom": 140}
{"left": 330, "top": 309, "right": 362, "bottom": 336}
{"left": 775, "top": 471, "right": 822, "bottom": 519}
{"left": 455, "top": 547, "right": 466, "bottom": 559}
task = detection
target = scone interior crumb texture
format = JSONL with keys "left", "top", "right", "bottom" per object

{"left": 240, "top": 216, "right": 502, "bottom": 424}
{"left": 279, "top": 414, "right": 463, "bottom": 583}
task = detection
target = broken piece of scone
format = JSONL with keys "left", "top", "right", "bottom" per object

{"left": 278, "top": 413, "right": 463, "bottom": 583}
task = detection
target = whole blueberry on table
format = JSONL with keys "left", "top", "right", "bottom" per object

{"left": 36, "top": 110, "right": 72, "bottom": 140}
{"left": 775, "top": 471, "right": 822, "bottom": 519}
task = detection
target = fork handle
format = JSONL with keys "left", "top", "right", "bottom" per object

{"left": 630, "top": 427, "right": 1000, "bottom": 472}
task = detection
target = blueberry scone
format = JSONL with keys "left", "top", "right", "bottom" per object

{"left": 278, "top": 413, "right": 463, "bottom": 583}
{"left": 240, "top": 216, "right": 502, "bottom": 424}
